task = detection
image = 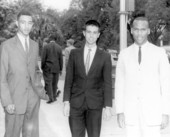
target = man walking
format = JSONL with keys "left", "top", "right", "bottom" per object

{"left": 115, "top": 17, "right": 170, "bottom": 137}
{"left": 41, "top": 35, "right": 63, "bottom": 103}
{"left": 63, "top": 20, "right": 112, "bottom": 137}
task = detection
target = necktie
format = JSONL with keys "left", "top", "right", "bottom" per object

{"left": 25, "top": 38, "right": 29, "bottom": 53}
{"left": 138, "top": 46, "right": 141, "bottom": 64}
{"left": 85, "top": 49, "right": 91, "bottom": 74}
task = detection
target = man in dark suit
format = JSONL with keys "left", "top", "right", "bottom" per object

{"left": 0, "top": 10, "right": 48, "bottom": 137}
{"left": 41, "top": 35, "right": 63, "bottom": 103}
{"left": 63, "top": 20, "right": 112, "bottom": 137}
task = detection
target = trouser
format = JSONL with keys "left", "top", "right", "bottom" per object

{"left": 4, "top": 84, "right": 40, "bottom": 137}
{"left": 69, "top": 101, "right": 103, "bottom": 137}
{"left": 43, "top": 72, "right": 59, "bottom": 101}
{"left": 125, "top": 101, "right": 161, "bottom": 137}
{"left": 126, "top": 125, "right": 161, "bottom": 137}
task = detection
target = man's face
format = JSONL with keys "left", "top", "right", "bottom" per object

{"left": 17, "top": 15, "right": 33, "bottom": 37}
{"left": 67, "top": 41, "right": 71, "bottom": 47}
{"left": 83, "top": 25, "right": 100, "bottom": 45}
{"left": 131, "top": 20, "right": 150, "bottom": 46}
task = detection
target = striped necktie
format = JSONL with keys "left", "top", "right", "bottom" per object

{"left": 85, "top": 48, "right": 91, "bottom": 74}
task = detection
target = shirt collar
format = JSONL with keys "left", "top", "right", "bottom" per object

{"left": 133, "top": 41, "right": 150, "bottom": 50}
{"left": 17, "top": 33, "right": 29, "bottom": 41}
{"left": 133, "top": 41, "right": 149, "bottom": 50}
{"left": 84, "top": 44, "right": 97, "bottom": 52}
{"left": 17, "top": 33, "right": 30, "bottom": 50}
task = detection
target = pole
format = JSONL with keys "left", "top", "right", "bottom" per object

{"left": 119, "top": 0, "right": 128, "bottom": 50}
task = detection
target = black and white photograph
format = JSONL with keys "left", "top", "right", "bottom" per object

{"left": 0, "top": 0, "right": 170, "bottom": 137}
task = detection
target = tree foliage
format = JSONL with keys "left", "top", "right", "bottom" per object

{"left": 129, "top": 0, "right": 170, "bottom": 45}
{"left": 61, "top": 0, "right": 170, "bottom": 49}
{"left": 0, "top": 0, "right": 17, "bottom": 43}
{"left": 0, "top": 0, "right": 64, "bottom": 48}
{"left": 61, "top": 0, "right": 120, "bottom": 49}
{"left": 1, "top": 0, "right": 170, "bottom": 50}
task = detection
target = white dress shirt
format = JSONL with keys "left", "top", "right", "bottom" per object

{"left": 84, "top": 45, "right": 97, "bottom": 70}
{"left": 17, "top": 33, "right": 29, "bottom": 51}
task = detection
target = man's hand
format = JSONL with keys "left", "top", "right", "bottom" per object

{"left": 117, "top": 113, "right": 125, "bottom": 128}
{"left": 63, "top": 101, "right": 70, "bottom": 117}
{"left": 103, "top": 107, "right": 112, "bottom": 120}
{"left": 161, "top": 114, "right": 169, "bottom": 129}
{"left": 5, "top": 104, "right": 15, "bottom": 114}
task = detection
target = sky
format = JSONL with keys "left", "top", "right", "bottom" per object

{"left": 8, "top": 0, "right": 72, "bottom": 11}
{"left": 40, "top": 0, "right": 72, "bottom": 11}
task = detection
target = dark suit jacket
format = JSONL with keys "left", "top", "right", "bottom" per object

{"left": 0, "top": 35, "right": 48, "bottom": 114}
{"left": 63, "top": 46, "right": 112, "bottom": 109}
{"left": 41, "top": 41, "right": 63, "bottom": 73}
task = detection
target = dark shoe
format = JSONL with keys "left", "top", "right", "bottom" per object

{"left": 47, "top": 100, "right": 53, "bottom": 104}
{"left": 56, "top": 90, "right": 61, "bottom": 98}
{"left": 53, "top": 97, "right": 57, "bottom": 101}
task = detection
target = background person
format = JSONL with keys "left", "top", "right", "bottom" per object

{"left": 41, "top": 34, "right": 63, "bottom": 104}
{"left": 65, "top": 38, "right": 75, "bottom": 68}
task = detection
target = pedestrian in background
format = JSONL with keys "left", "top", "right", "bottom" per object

{"left": 65, "top": 38, "right": 75, "bottom": 68}
{"left": 41, "top": 34, "right": 63, "bottom": 104}
{"left": 115, "top": 16, "right": 170, "bottom": 137}
{"left": 42, "top": 37, "right": 48, "bottom": 48}
{"left": 0, "top": 9, "right": 49, "bottom": 137}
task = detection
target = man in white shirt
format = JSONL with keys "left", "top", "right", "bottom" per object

{"left": 115, "top": 16, "right": 170, "bottom": 137}
{"left": 63, "top": 20, "right": 112, "bottom": 137}
{"left": 0, "top": 10, "right": 48, "bottom": 137}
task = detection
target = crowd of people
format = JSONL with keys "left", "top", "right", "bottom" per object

{"left": 0, "top": 9, "right": 170, "bottom": 137}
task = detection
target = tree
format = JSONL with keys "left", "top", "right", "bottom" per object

{"left": 1, "top": 0, "right": 170, "bottom": 50}
{"left": 61, "top": 0, "right": 120, "bottom": 50}
{"left": 0, "top": 0, "right": 17, "bottom": 43}
{"left": 0, "top": 0, "right": 65, "bottom": 55}
{"left": 128, "top": 0, "right": 170, "bottom": 45}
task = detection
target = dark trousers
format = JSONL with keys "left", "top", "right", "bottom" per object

{"left": 43, "top": 72, "right": 59, "bottom": 101}
{"left": 69, "top": 102, "right": 102, "bottom": 137}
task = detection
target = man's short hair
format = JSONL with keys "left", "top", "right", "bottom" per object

{"left": 132, "top": 17, "right": 149, "bottom": 28}
{"left": 84, "top": 20, "right": 100, "bottom": 31}
{"left": 67, "top": 39, "right": 74, "bottom": 45}
{"left": 17, "top": 9, "right": 33, "bottom": 20}
{"left": 48, "top": 34, "right": 57, "bottom": 42}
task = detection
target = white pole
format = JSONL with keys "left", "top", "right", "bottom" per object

{"left": 119, "top": 0, "right": 128, "bottom": 50}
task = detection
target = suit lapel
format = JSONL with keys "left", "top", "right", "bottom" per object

{"left": 15, "top": 36, "right": 27, "bottom": 58}
{"left": 15, "top": 36, "right": 35, "bottom": 64}
{"left": 87, "top": 48, "right": 101, "bottom": 75}
{"left": 78, "top": 46, "right": 101, "bottom": 76}
{"left": 78, "top": 47, "right": 86, "bottom": 76}
{"left": 27, "top": 39, "right": 34, "bottom": 62}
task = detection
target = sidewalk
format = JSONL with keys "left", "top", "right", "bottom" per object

{"left": 0, "top": 77, "right": 170, "bottom": 137}
{"left": 39, "top": 79, "right": 126, "bottom": 137}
